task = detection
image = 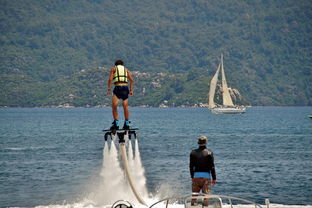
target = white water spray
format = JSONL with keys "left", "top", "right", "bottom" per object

{"left": 90, "top": 137, "right": 131, "bottom": 205}
{"left": 127, "top": 137, "right": 135, "bottom": 170}
{"left": 90, "top": 133, "right": 151, "bottom": 206}
{"left": 133, "top": 138, "right": 149, "bottom": 198}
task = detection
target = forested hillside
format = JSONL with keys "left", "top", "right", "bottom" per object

{"left": 1, "top": 0, "right": 311, "bottom": 106}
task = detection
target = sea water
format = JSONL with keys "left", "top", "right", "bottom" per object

{"left": 0, "top": 107, "right": 311, "bottom": 208}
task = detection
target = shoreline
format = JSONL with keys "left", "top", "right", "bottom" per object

{"left": 1, "top": 105, "right": 312, "bottom": 109}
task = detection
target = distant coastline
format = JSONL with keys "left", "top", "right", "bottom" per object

{"left": 1, "top": 105, "right": 312, "bottom": 109}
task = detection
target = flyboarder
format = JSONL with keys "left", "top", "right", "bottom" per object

{"left": 107, "top": 60, "right": 134, "bottom": 130}
{"left": 189, "top": 136, "right": 217, "bottom": 196}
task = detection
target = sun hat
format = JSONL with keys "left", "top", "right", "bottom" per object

{"left": 197, "top": 136, "right": 208, "bottom": 145}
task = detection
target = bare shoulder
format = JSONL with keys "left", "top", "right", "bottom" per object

{"left": 126, "top": 68, "right": 133, "bottom": 76}
{"left": 110, "top": 66, "right": 116, "bottom": 73}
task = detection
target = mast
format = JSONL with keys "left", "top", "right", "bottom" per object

{"left": 220, "top": 54, "right": 234, "bottom": 106}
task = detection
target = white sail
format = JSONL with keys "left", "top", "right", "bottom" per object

{"left": 208, "top": 63, "right": 220, "bottom": 109}
{"left": 220, "top": 54, "right": 234, "bottom": 106}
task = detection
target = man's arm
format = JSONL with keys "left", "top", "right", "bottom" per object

{"left": 210, "top": 153, "right": 217, "bottom": 183}
{"left": 127, "top": 69, "right": 134, "bottom": 96}
{"left": 107, "top": 67, "right": 115, "bottom": 95}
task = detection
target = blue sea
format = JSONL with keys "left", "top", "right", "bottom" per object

{"left": 0, "top": 107, "right": 312, "bottom": 208}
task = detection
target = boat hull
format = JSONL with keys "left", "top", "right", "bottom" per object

{"left": 211, "top": 107, "right": 246, "bottom": 114}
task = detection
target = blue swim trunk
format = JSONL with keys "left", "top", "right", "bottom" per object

{"left": 113, "top": 86, "right": 129, "bottom": 100}
{"left": 194, "top": 172, "right": 211, "bottom": 179}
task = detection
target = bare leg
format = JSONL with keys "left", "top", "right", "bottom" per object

{"left": 112, "top": 95, "right": 119, "bottom": 120}
{"left": 122, "top": 99, "right": 129, "bottom": 120}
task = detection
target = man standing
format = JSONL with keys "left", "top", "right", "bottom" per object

{"left": 189, "top": 136, "right": 216, "bottom": 195}
{"left": 107, "top": 60, "right": 134, "bottom": 130}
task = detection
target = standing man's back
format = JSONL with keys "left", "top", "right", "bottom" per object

{"left": 189, "top": 136, "right": 216, "bottom": 195}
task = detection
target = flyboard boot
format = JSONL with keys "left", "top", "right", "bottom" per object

{"left": 110, "top": 120, "right": 119, "bottom": 133}
{"left": 123, "top": 120, "right": 130, "bottom": 130}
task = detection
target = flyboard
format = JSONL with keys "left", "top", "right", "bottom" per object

{"left": 103, "top": 128, "right": 147, "bottom": 206}
{"left": 103, "top": 128, "right": 139, "bottom": 142}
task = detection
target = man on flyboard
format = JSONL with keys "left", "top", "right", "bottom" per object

{"left": 107, "top": 60, "right": 134, "bottom": 131}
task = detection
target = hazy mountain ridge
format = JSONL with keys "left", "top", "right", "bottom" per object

{"left": 1, "top": 0, "right": 311, "bottom": 106}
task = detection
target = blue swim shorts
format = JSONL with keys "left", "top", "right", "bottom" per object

{"left": 113, "top": 86, "right": 129, "bottom": 100}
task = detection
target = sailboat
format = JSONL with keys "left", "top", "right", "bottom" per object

{"left": 208, "top": 54, "right": 246, "bottom": 114}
